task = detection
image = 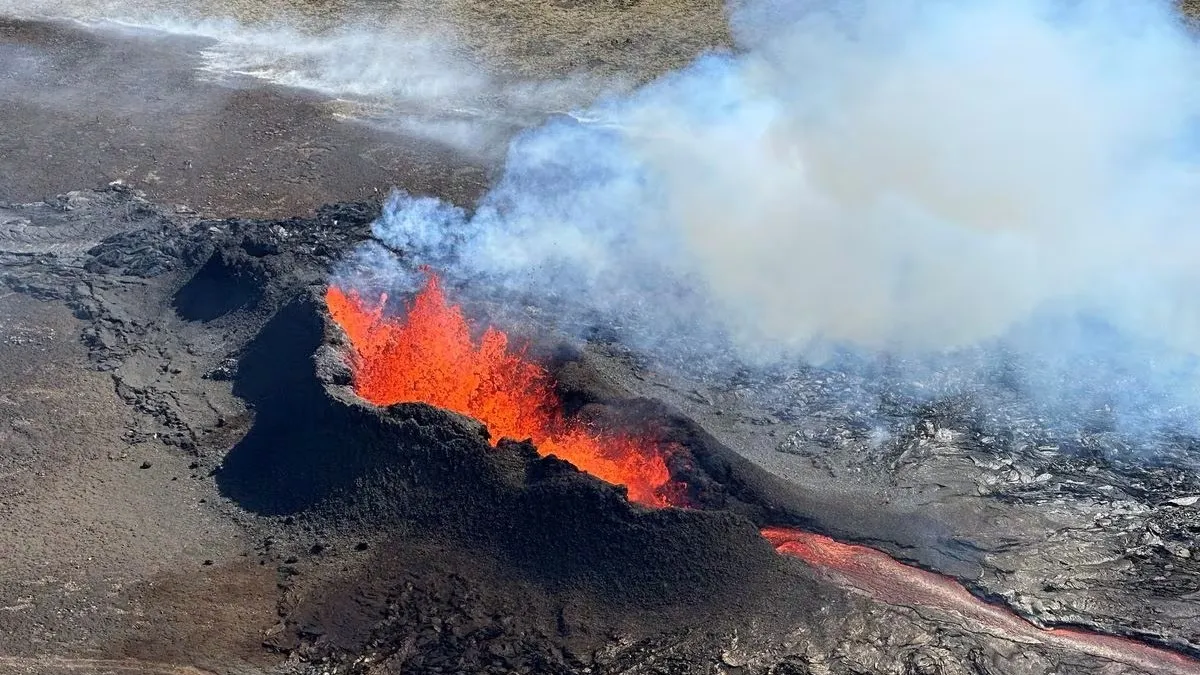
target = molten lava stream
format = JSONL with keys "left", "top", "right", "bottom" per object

{"left": 325, "top": 273, "right": 679, "bottom": 508}
{"left": 762, "top": 527, "right": 1200, "bottom": 674}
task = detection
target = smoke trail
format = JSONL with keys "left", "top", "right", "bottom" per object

{"left": 140, "top": 19, "right": 625, "bottom": 156}
{"left": 0, "top": 0, "right": 623, "bottom": 157}
{"left": 116, "top": 17, "right": 624, "bottom": 149}
{"left": 354, "top": 0, "right": 1200, "bottom": 441}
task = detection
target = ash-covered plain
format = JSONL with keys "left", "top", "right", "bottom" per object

{"left": 1, "top": 184, "right": 1197, "bottom": 675}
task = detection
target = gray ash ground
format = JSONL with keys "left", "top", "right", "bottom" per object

{"left": 1, "top": 185, "right": 1197, "bottom": 675}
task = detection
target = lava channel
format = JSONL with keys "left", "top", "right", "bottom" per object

{"left": 325, "top": 272, "right": 682, "bottom": 507}
{"left": 763, "top": 527, "right": 1200, "bottom": 674}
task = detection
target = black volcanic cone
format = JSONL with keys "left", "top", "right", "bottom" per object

{"left": 216, "top": 293, "right": 784, "bottom": 603}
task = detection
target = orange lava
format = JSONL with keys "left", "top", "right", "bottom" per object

{"left": 762, "top": 526, "right": 860, "bottom": 568}
{"left": 326, "top": 273, "right": 677, "bottom": 507}
{"left": 762, "top": 526, "right": 1200, "bottom": 674}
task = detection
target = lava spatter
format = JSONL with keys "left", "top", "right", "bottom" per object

{"left": 326, "top": 272, "right": 678, "bottom": 507}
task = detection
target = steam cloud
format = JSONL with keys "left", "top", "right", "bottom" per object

{"left": 137, "top": 19, "right": 623, "bottom": 156}
{"left": 0, "top": 0, "right": 621, "bottom": 157}
{"left": 351, "top": 0, "right": 1200, "bottom": 438}
{"left": 10, "top": 0, "right": 1200, "bottom": 437}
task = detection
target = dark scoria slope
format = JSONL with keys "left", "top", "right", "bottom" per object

{"left": 2, "top": 185, "right": 1196, "bottom": 674}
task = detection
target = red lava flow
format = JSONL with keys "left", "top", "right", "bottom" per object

{"left": 762, "top": 527, "right": 1200, "bottom": 674}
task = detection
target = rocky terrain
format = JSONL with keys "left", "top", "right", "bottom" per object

{"left": 1, "top": 184, "right": 1197, "bottom": 675}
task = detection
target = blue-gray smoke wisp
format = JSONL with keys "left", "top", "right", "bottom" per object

{"left": 344, "top": 0, "right": 1200, "bottom": 454}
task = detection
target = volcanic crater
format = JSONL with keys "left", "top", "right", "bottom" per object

{"left": 2, "top": 185, "right": 1200, "bottom": 675}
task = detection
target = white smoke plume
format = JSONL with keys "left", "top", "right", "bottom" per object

{"left": 355, "top": 0, "right": 1200, "bottom": 435}
{"left": 10, "top": 0, "right": 1200, "bottom": 434}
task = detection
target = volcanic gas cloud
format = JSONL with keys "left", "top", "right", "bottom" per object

{"left": 326, "top": 272, "right": 679, "bottom": 507}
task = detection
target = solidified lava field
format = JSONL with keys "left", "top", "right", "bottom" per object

{"left": 1, "top": 184, "right": 1198, "bottom": 675}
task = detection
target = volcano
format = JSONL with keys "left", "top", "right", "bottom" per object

{"left": 2, "top": 185, "right": 1199, "bottom": 675}
{"left": 5, "top": 1, "right": 1200, "bottom": 673}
